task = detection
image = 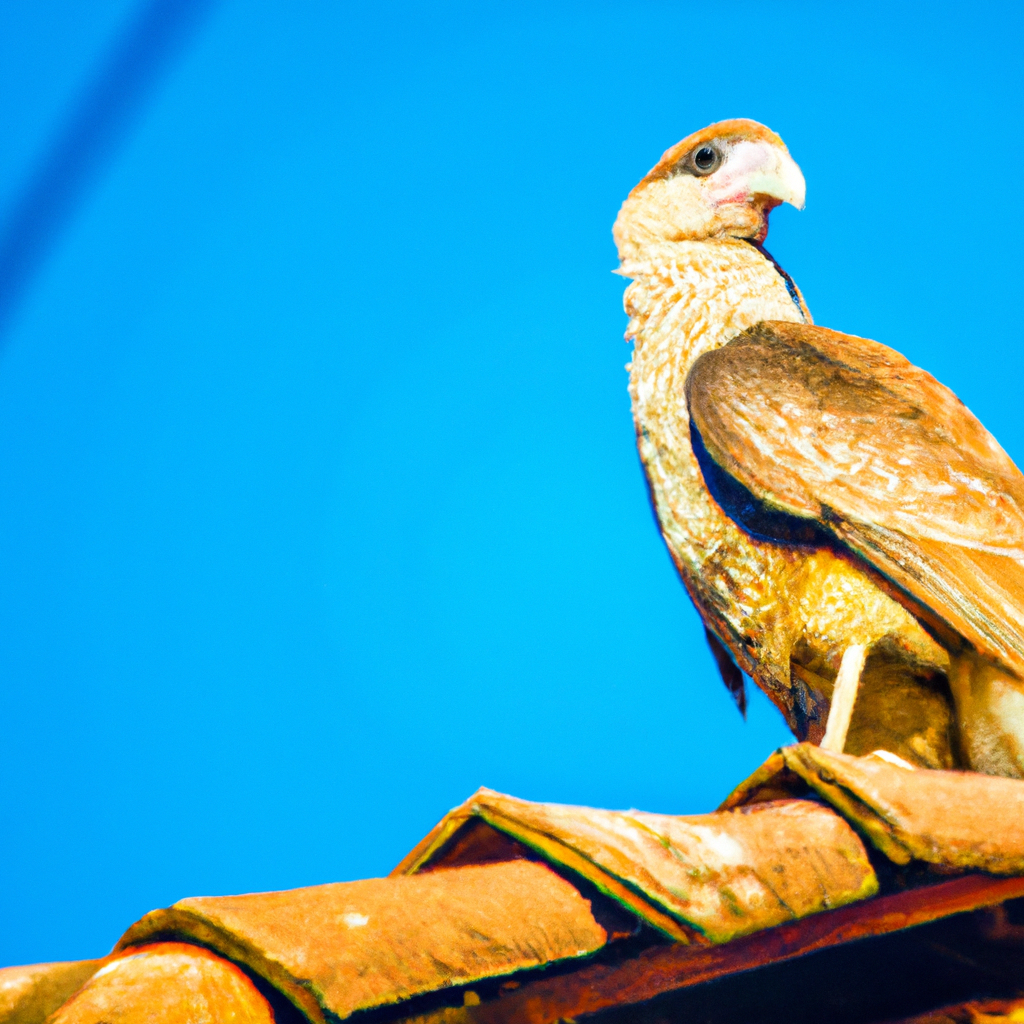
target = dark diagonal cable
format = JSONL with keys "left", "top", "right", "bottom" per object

{"left": 0, "top": 0, "right": 217, "bottom": 340}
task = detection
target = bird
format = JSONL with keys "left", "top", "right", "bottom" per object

{"left": 614, "top": 119, "right": 1024, "bottom": 778}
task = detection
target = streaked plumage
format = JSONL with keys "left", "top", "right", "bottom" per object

{"left": 615, "top": 120, "right": 1024, "bottom": 776}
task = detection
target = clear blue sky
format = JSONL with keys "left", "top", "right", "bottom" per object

{"left": 1, "top": 1, "right": 1022, "bottom": 967}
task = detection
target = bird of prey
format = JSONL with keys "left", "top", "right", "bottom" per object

{"left": 614, "top": 119, "right": 1024, "bottom": 778}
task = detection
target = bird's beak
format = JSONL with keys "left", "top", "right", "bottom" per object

{"left": 753, "top": 145, "right": 806, "bottom": 210}
{"left": 710, "top": 140, "right": 806, "bottom": 211}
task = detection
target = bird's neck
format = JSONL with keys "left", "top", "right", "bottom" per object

{"left": 621, "top": 238, "right": 810, "bottom": 375}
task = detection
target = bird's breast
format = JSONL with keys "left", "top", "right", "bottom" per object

{"left": 624, "top": 239, "right": 809, "bottom": 593}
{"left": 623, "top": 239, "right": 946, "bottom": 725}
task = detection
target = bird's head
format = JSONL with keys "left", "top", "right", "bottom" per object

{"left": 613, "top": 119, "right": 805, "bottom": 262}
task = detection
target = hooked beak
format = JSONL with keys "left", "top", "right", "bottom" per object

{"left": 709, "top": 139, "right": 806, "bottom": 211}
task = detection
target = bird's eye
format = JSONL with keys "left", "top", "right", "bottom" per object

{"left": 691, "top": 145, "right": 721, "bottom": 175}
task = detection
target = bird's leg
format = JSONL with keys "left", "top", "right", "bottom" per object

{"left": 947, "top": 651, "right": 1024, "bottom": 778}
{"left": 820, "top": 644, "right": 868, "bottom": 753}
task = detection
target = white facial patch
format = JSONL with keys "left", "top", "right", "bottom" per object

{"left": 709, "top": 140, "right": 806, "bottom": 210}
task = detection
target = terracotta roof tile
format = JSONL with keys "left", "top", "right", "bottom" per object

{"left": 0, "top": 959, "right": 100, "bottom": 1024}
{"left": 397, "top": 786, "right": 878, "bottom": 943}
{"left": 47, "top": 943, "right": 273, "bottom": 1024}
{"left": 722, "top": 744, "right": 1024, "bottom": 871}
{"left": 6, "top": 747, "right": 1024, "bottom": 1024}
{"left": 115, "top": 860, "right": 607, "bottom": 1023}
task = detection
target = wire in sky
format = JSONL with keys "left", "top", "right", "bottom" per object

{"left": 0, "top": 0, "right": 217, "bottom": 340}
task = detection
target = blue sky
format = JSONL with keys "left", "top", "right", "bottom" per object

{"left": 1, "top": 1, "right": 1022, "bottom": 967}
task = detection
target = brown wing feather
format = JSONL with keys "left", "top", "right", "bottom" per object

{"left": 704, "top": 626, "right": 747, "bottom": 718}
{"left": 686, "top": 320, "right": 1024, "bottom": 675}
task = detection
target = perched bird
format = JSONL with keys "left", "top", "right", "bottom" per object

{"left": 614, "top": 119, "right": 1024, "bottom": 777}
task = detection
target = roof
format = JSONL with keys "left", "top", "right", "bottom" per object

{"left": 4, "top": 745, "right": 1024, "bottom": 1023}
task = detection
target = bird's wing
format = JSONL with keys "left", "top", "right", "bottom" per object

{"left": 704, "top": 627, "right": 747, "bottom": 717}
{"left": 686, "top": 320, "right": 1024, "bottom": 676}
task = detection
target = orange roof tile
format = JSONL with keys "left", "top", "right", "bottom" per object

{"left": 722, "top": 744, "right": 1024, "bottom": 872}
{"left": 115, "top": 860, "right": 607, "bottom": 1024}
{"left": 397, "top": 786, "right": 878, "bottom": 943}
{"left": 5, "top": 747, "right": 1024, "bottom": 1024}
{"left": 46, "top": 944, "right": 273, "bottom": 1024}
{"left": 0, "top": 959, "right": 100, "bottom": 1024}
